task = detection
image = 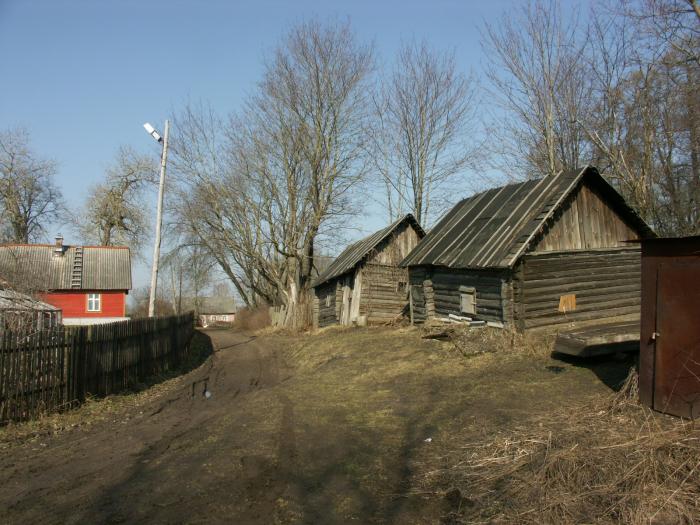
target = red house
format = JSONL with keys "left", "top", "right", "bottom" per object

{"left": 0, "top": 237, "right": 132, "bottom": 325}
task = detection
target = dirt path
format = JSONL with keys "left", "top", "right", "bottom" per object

{"left": 0, "top": 328, "right": 630, "bottom": 524}
{"left": 1, "top": 330, "right": 292, "bottom": 524}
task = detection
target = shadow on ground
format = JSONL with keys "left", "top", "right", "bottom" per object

{"left": 553, "top": 349, "right": 637, "bottom": 391}
{"left": 127, "top": 330, "right": 215, "bottom": 395}
{"left": 0, "top": 327, "right": 639, "bottom": 524}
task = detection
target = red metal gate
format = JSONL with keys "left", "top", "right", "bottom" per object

{"left": 639, "top": 236, "right": 700, "bottom": 419}
{"left": 653, "top": 263, "right": 700, "bottom": 417}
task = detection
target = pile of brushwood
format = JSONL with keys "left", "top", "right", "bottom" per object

{"left": 420, "top": 372, "right": 700, "bottom": 524}
{"left": 421, "top": 322, "right": 553, "bottom": 358}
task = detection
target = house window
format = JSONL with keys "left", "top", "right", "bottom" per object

{"left": 87, "top": 293, "right": 101, "bottom": 312}
{"left": 460, "top": 287, "right": 476, "bottom": 315}
{"left": 397, "top": 281, "right": 407, "bottom": 294}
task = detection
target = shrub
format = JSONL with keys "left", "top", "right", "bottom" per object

{"left": 233, "top": 306, "right": 271, "bottom": 331}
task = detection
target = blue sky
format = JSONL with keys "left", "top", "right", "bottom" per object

{"left": 0, "top": 0, "right": 524, "bottom": 289}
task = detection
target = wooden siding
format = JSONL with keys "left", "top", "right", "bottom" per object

{"left": 401, "top": 166, "right": 652, "bottom": 270}
{"left": 360, "top": 263, "right": 409, "bottom": 323}
{"left": 368, "top": 221, "right": 422, "bottom": 266}
{"left": 42, "top": 290, "right": 126, "bottom": 318}
{"left": 315, "top": 280, "right": 338, "bottom": 328}
{"left": 534, "top": 179, "right": 640, "bottom": 252}
{"left": 516, "top": 248, "right": 641, "bottom": 329}
{"left": 314, "top": 214, "right": 424, "bottom": 287}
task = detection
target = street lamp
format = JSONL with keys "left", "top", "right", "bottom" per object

{"left": 143, "top": 120, "right": 169, "bottom": 318}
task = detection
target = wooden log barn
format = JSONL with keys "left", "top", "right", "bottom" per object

{"left": 313, "top": 214, "right": 425, "bottom": 327}
{"left": 401, "top": 166, "right": 655, "bottom": 330}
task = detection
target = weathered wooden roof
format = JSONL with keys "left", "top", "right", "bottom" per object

{"left": 0, "top": 244, "right": 132, "bottom": 291}
{"left": 0, "top": 288, "right": 60, "bottom": 312}
{"left": 313, "top": 214, "right": 424, "bottom": 287}
{"left": 401, "top": 166, "right": 654, "bottom": 270}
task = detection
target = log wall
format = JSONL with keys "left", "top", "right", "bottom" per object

{"left": 430, "top": 268, "right": 509, "bottom": 323}
{"left": 407, "top": 266, "right": 508, "bottom": 324}
{"left": 515, "top": 248, "right": 641, "bottom": 329}
{"left": 360, "top": 263, "right": 409, "bottom": 323}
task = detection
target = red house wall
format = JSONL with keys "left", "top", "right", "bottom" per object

{"left": 42, "top": 290, "right": 127, "bottom": 318}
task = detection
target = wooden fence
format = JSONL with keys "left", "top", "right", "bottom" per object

{"left": 0, "top": 312, "right": 194, "bottom": 424}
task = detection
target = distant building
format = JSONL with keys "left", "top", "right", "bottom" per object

{"left": 193, "top": 297, "right": 237, "bottom": 327}
{"left": 0, "top": 237, "right": 132, "bottom": 326}
{"left": 0, "top": 288, "right": 62, "bottom": 331}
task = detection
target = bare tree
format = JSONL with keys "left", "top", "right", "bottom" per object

{"left": 170, "top": 103, "right": 281, "bottom": 308}
{"left": 584, "top": 1, "right": 700, "bottom": 234}
{"left": 127, "top": 285, "right": 173, "bottom": 318}
{"left": 621, "top": 0, "right": 700, "bottom": 67}
{"left": 481, "top": 1, "right": 592, "bottom": 178}
{"left": 172, "top": 20, "right": 374, "bottom": 327}
{"left": 371, "top": 41, "right": 478, "bottom": 225}
{"left": 482, "top": 0, "right": 698, "bottom": 234}
{"left": 0, "top": 128, "right": 63, "bottom": 242}
{"left": 75, "top": 146, "right": 156, "bottom": 252}
{"left": 162, "top": 244, "right": 214, "bottom": 315}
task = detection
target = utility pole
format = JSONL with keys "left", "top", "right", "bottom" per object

{"left": 146, "top": 120, "right": 169, "bottom": 317}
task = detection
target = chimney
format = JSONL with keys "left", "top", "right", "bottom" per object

{"left": 53, "top": 235, "right": 64, "bottom": 257}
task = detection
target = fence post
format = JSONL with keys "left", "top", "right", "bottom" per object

{"left": 74, "top": 326, "right": 87, "bottom": 404}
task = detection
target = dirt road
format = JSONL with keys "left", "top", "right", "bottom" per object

{"left": 0, "top": 328, "right": 630, "bottom": 524}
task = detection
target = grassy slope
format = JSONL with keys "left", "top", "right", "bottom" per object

{"left": 252, "top": 325, "right": 634, "bottom": 523}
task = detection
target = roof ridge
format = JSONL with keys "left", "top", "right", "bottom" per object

{"left": 0, "top": 243, "right": 130, "bottom": 250}
{"left": 401, "top": 165, "right": 651, "bottom": 270}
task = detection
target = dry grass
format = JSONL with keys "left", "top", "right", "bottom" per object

{"left": 233, "top": 306, "right": 271, "bottom": 331}
{"left": 419, "top": 370, "right": 700, "bottom": 524}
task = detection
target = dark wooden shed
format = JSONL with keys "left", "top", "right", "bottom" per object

{"left": 638, "top": 236, "right": 700, "bottom": 419}
{"left": 313, "top": 214, "right": 424, "bottom": 327}
{"left": 401, "top": 166, "right": 655, "bottom": 330}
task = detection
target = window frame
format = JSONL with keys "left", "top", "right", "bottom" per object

{"left": 87, "top": 293, "right": 102, "bottom": 312}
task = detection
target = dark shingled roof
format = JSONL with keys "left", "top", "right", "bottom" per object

{"left": 313, "top": 214, "right": 424, "bottom": 287}
{"left": 0, "top": 244, "right": 132, "bottom": 291}
{"left": 401, "top": 166, "right": 654, "bottom": 270}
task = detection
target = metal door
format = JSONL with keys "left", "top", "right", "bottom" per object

{"left": 653, "top": 263, "right": 700, "bottom": 418}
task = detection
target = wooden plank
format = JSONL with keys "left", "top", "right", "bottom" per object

{"left": 554, "top": 320, "right": 640, "bottom": 357}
